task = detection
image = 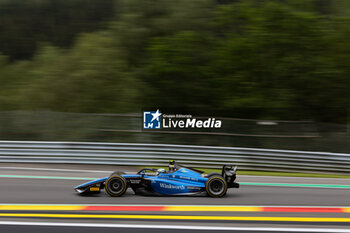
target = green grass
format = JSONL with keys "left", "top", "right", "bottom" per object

{"left": 237, "top": 170, "right": 350, "bottom": 179}
{"left": 139, "top": 166, "right": 350, "bottom": 179}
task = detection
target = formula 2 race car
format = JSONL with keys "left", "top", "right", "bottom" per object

{"left": 74, "top": 160, "right": 239, "bottom": 198}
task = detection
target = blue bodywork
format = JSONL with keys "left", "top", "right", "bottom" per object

{"left": 75, "top": 165, "right": 239, "bottom": 196}
{"left": 75, "top": 167, "right": 207, "bottom": 195}
{"left": 148, "top": 168, "right": 206, "bottom": 195}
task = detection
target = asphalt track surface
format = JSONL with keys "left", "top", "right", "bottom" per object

{"left": 1, "top": 177, "right": 350, "bottom": 206}
{"left": 0, "top": 165, "right": 349, "bottom": 206}
{"left": 0, "top": 164, "right": 350, "bottom": 232}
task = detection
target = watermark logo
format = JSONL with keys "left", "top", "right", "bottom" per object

{"left": 143, "top": 109, "right": 222, "bottom": 129}
{"left": 143, "top": 109, "right": 162, "bottom": 129}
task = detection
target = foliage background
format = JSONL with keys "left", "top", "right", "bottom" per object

{"left": 0, "top": 0, "right": 349, "bottom": 150}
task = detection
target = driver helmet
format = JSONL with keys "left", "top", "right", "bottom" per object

{"left": 169, "top": 160, "right": 176, "bottom": 172}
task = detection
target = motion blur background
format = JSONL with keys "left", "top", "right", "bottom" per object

{"left": 1, "top": 2, "right": 350, "bottom": 232}
{"left": 0, "top": 0, "right": 349, "bottom": 152}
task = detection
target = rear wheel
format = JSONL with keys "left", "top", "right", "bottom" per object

{"left": 105, "top": 175, "right": 127, "bottom": 197}
{"left": 205, "top": 175, "right": 227, "bottom": 198}
{"left": 207, "top": 172, "right": 221, "bottom": 178}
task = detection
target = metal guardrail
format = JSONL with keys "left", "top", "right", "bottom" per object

{"left": 0, "top": 141, "right": 349, "bottom": 174}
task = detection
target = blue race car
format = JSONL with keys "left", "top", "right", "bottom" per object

{"left": 74, "top": 160, "right": 239, "bottom": 198}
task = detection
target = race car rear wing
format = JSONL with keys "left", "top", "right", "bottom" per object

{"left": 222, "top": 165, "right": 239, "bottom": 188}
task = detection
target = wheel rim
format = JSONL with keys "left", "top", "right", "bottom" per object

{"left": 108, "top": 178, "right": 124, "bottom": 194}
{"left": 209, "top": 179, "right": 224, "bottom": 195}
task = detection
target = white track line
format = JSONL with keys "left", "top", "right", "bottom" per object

{"left": 0, "top": 203, "right": 350, "bottom": 208}
{"left": 1, "top": 167, "right": 349, "bottom": 181}
{"left": 0, "top": 221, "right": 349, "bottom": 232}
{"left": 240, "top": 175, "right": 350, "bottom": 181}
{"left": 1, "top": 166, "right": 349, "bottom": 184}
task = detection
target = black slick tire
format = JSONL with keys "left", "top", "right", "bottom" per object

{"left": 105, "top": 175, "right": 127, "bottom": 197}
{"left": 110, "top": 171, "right": 126, "bottom": 176}
{"left": 205, "top": 175, "right": 227, "bottom": 198}
{"left": 207, "top": 172, "right": 221, "bottom": 178}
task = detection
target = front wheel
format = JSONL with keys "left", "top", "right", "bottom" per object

{"left": 110, "top": 171, "right": 126, "bottom": 176}
{"left": 105, "top": 175, "right": 127, "bottom": 197}
{"left": 205, "top": 175, "right": 227, "bottom": 198}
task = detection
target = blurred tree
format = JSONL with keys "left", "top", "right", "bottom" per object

{"left": 145, "top": 31, "right": 215, "bottom": 112}
{"left": 0, "top": 0, "right": 348, "bottom": 123}
{"left": 211, "top": 0, "right": 350, "bottom": 120}
{"left": 15, "top": 32, "right": 139, "bottom": 113}
{"left": 0, "top": 0, "right": 116, "bottom": 60}
{"left": 109, "top": 0, "right": 216, "bottom": 112}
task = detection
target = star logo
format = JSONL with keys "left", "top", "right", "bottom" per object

{"left": 151, "top": 109, "right": 161, "bottom": 122}
{"left": 143, "top": 110, "right": 162, "bottom": 129}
